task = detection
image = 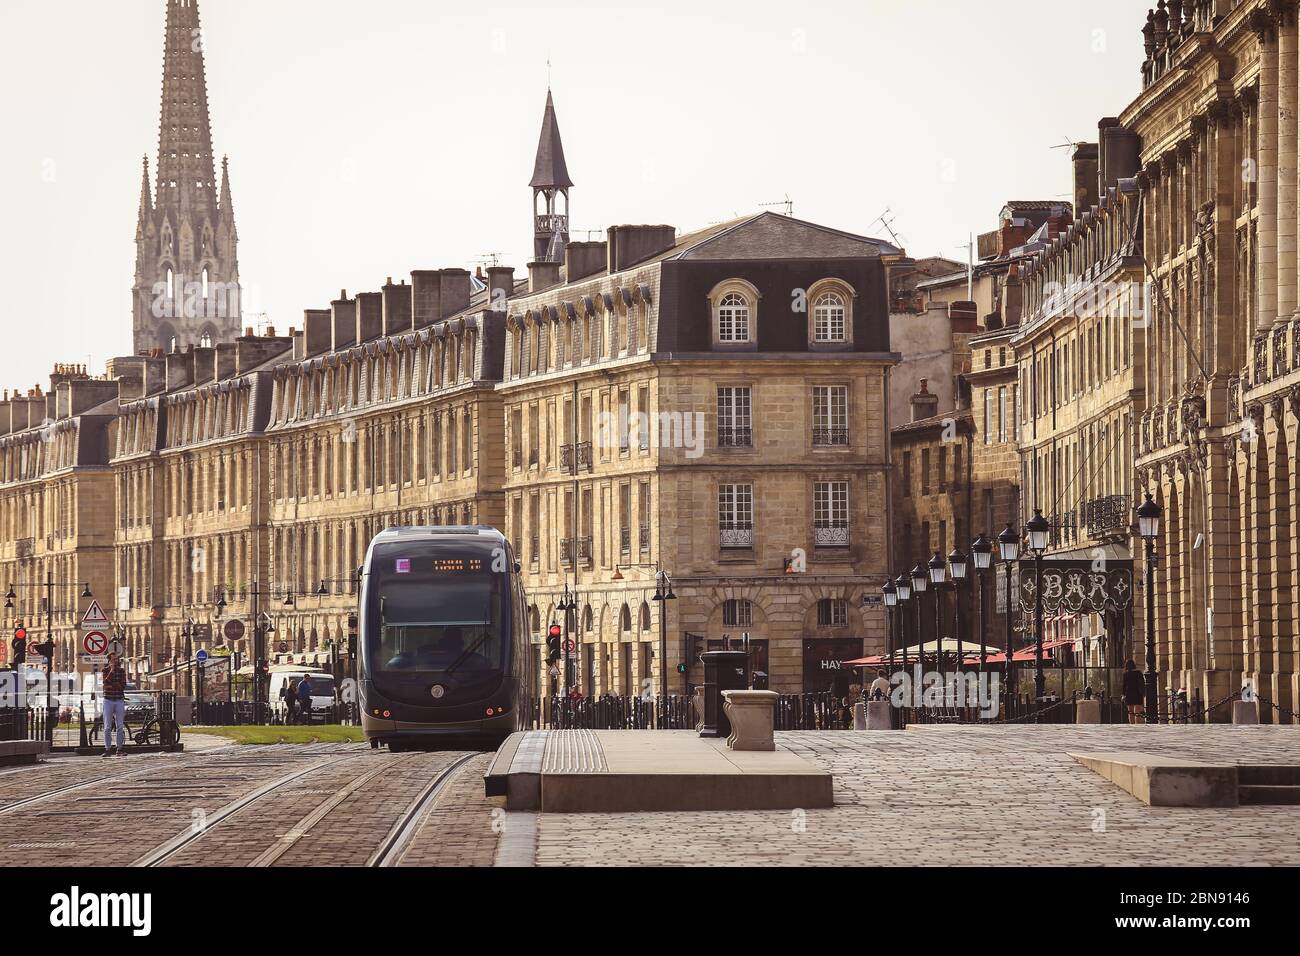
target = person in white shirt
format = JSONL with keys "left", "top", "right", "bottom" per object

{"left": 868, "top": 669, "right": 891, "bottom": 701}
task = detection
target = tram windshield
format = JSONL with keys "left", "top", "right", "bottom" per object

{"left": 369, "top": 565, "right": 506, "bottom": 677}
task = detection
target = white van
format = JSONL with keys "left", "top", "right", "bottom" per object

{"left": 267, "top": 670, "right": 337, "bottom": 723}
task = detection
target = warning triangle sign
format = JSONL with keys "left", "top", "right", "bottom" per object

{"left": 80, "top": 599, "right": 110, "bottom": 629}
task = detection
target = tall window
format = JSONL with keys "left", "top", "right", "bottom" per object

{"left": 718, "top": 386, "right": 753, "bottom": 447}
{"left": 723, "top": 598, "right": 753, "bottom": 627}
{"left": 998, "top": 386, "right": 1008, "bottom": 443}
{"left": 984, "top": 390, "right": 993, "bottom": 444}
{"left": 718, "top": 483, "right": 754, "bottom": 549}
{"left": 813, "top": 292, "right": 846, "bottom": 342}
{"left": 812, "top": 386, "right": 848, "bottom": 446}
{"left": 813, "top": 480, "right": 849, "bottom": 547}
{"left": 718, "top": 293, "right": 751, "bottom": 342}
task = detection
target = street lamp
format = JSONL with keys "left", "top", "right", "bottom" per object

{"left": 928, "top": 552, "right": 946, "bottom": 695}
{"left": 997, "top": 524, "right": 1020, "bottom": 696}
{"left": 971, "top": 534, "right": 992, "bottom": 677}
{"left": 1136, "top": 494, "right": 1162, "bottom": 725}
{"left": 895, "top": 573, "right": 912, "bottom": 681}
{"left": 651, "top": 569, "right": 676, "bottom": 703}
{"left": 1025, "top": 509, "right": 1051, "bottom": 702}
{"left": 881, "top": 578, "right": 897, "bottom": 674}
{"left": 557, "top": 584, "right": 578, "bottom": 698}
{"left": 948, "top": 547, "right": 967, "bottom": 707}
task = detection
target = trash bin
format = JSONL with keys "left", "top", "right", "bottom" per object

{"left": 699, "top": 650, "right": 748, "bottom": 739}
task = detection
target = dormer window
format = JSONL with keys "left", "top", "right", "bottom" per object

{"left": 813, "top": 292, "right": 846, "bottom": 342}
{"left": 718, "top": 293, "right": 750, "bottom": 342}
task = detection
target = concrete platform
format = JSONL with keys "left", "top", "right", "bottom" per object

{"left": 0, "top": 740, "right": 49, "bottom": 766}
{"left": 1070, "top": 751, "right": 1239, "bottom": 807}
{"left": 486, "top": 730, "right": 833, "bottom": 813}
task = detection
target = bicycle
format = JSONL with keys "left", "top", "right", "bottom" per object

{"left": 89, "top": 710, "right": 180, "bottom": 748}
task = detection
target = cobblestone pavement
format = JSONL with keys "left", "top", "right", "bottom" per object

{"left": 529, "top": 726, "right": 1300, "bottom": 867}
{"left": 0, "top": 745, "right": 492, "bottom": 867}
{"left": 396, "top": 753, "right": 503, "bottom": 867}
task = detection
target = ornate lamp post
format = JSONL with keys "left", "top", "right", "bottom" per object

{"left": 910, "top": 563, "right": 928, "bottom": 696}
{"left": 651, "top": 569, "right": 676, "bottom": 703}
{"left": 1025, "top": 510, "right": 1052, "bottom": 702}
{"left": 895, "top": 574, "right": 912, "bottom": 680}
{"left": 997, "top": 525, "right": 1020, "bottom": 695}
{"left": 948, "top": 547, "right": 967, "bottom": 706}
{"left": 971, "top": 534, "right": 992, "bottom": 675}
{"left": 927, "top": 552, "right": 947, "bottom": 697}
{"left": 1136, "top": 494, "right": 1163, "bottom": 725}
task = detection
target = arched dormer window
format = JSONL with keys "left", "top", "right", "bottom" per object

{"left": 806, "top": 279, "right": 856, "bottom": 349}
{"left": 708, "top": 279, "right": 760, "bottom": 350}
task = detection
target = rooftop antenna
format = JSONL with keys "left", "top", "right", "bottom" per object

{"left": 871, "top": 207, "right": 906, "bottom": 248}
{"left": 758, "top": 194, "right": 793, "bottom": 217}
{"left": 1050, "top": 135, "right": 1082, "bottom": 150}
{"left": 956, "top": 235, "right": 974, "bottom": 299}
{"left": 478, "top": 253, "right": 503, "bottom": 268}
{"left": 251, "top": 312, "right": 271, "bottom": 336}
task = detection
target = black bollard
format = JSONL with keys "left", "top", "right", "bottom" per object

{"left": 699, "top": 650, "right": 748, "bottom": 738}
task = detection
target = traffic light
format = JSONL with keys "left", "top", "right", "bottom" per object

{"left": 30, "top": 640, "right": 54, "bottom": 661}
{"left": 547, "top": 623, "right": 563, "bottom": 663}
{"left": 11, "top": 626, "right": 27, "bottom": 666}
{"left": 347, "top": 612, "right": 358, "bottom": 657}
{"left": 676, "top": 662, "right": 687, "bottom": 674}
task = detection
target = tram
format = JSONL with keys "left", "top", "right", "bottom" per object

{"left": 357, "top": 526, "right": 533, "bottom": 749}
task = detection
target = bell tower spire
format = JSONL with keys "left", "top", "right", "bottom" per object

{"left": 132, "top": 0, "right": 240, "bottom": 355}
{"left": 530, "top": 89, "right": 573, "bottom": 263}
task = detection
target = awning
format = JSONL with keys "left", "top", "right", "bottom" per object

{"left": 977, "top": 639, "right": 1076, "bottom": 664}
{"left": 843, "top": 638, "right": 1003, "bottom": 667}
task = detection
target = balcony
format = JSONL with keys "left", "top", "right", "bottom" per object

{"left": 530, "top": 534, "right": 539, "bottom": 564}
{"left": 718, "top": 426, "right": 752, "bottom": 448}
{"left": 720, "top": 528, "right": 754, "bottom": 550}
{"left": 814, "top": 525, "right": 849, "bottom": 548}
{"left": 512, "top": 447, "right": 523, "bottom": 469}
{"left": 1049, "top": 510, "right": 1077, "bottom": 549}
{"left": 812, "top": 426, "right": 849, "bottom": 447}
{"left": 1083, "top": 494, "right": 1129, "bottom": 539}
{"left": 560, "top": 538, "right": 574, "bottom": 566}
{"left": 559, "top": 442, "right": 593, "bottom": 473}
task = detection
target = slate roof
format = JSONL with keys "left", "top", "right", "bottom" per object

{"left": 529, "top": 90, "right": 574, "bottom": 190}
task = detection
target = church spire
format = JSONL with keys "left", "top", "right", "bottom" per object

{"left": 155, "top": 0, "right": 217, "bottom": 207}
{"left": 531, "top": 89, "right": 572, "bottom": 263}
{"left": 136, "top": 156, "right": 153, "bottom": 239}
{"left": 133, "top": 0, "right": 240, "bottom": 355}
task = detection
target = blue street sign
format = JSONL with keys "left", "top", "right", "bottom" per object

{"left": 195, "top": 650, "right": 209, "bottom": 663}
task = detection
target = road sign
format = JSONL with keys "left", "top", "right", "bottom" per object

{"left": 196, "top": 650, "right": 209, "bottom": 663}
{"left": 563, "top": 639, "right": 575, "bottom": 652}
{"left": 82, "top": 631, "right": 108, "bottom": 656}
{"left": 107, "top": 638, "right": 125, "bottom": 658}
{"left": 224, "top": 619, "right": 246, "bottom": 642}
{"left": 79, "top": 655, "right": 106, "bottom": 666}
{"left": 80, "top": 600, "right": 110, "bottom": 630}
{"left": 191, "top": 623, "right": 213, "bottom": 643}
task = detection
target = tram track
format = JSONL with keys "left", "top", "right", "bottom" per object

{"left": 368, "top": 751, "right": 478, "bottom": 867}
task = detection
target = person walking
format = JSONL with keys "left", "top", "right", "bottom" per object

{"left": 1122, "top": 659, "right": 1146, "bottom": 724}
{"left": 296, "top": 674, "right": 314, "bottom": 725}
{"left": 101, "top": 652, "right": 128, "bottom": 757}
{"left": 284, "top": 678, "right": 298, "bottom": 725}
{"left": 869, "top": 668, "right": 891, "bottom": 702}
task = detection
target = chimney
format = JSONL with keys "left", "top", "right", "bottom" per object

{"left": 303, "top": 309, "right": 332, "bottom": 357}
{"left": 165, "top": 350, "right": 193, "bottom": 391}
{"left": 411, "top": 272, "right": 441, "bottom": 330}
{"left": 66, "top": 379, "right": 119, "bottom": 417}
{"left": 0, "top": 397, "right": 10, "bottom": 436}
{"left": 528, "top": 260, "right": 562, "bottom": 294}
{"left": 487, "top": 266, "right": 515, "bottom": 311}
{"left": 948, "top": 300, "right": 978, "bottom": 332}
{"left": 382, "top": 278, "right": 413, "bottom": 336}
{"left": 607, "top": 225, "right": 676, "bottom": 273}
{"left": 215, "top": 343, "right": 238, "bottom": 381}
{"left": 565, "top": 241, "right": 607, "bottom": 282}
{"left": 117, "top": 375, "right": 145, "bottom": 403}
{"left": 1002, "top": 264, "right": 1023, "bottom": 328}
{"left": 191, "top": 345, "right": 216, "bottom": 385}
{"left": 1098, "top": 117, "right": 1141, "bottom": 189}
{"left": 910, "top": 379, "right": 939, "bottom": 423}
{"left": 291, "top": 327, "right": 305, "bottom": 361}
{"left": 355, "top": 292, "right": 383, "bottom": 343}
{"left": 331, "top": 291, "right": 357, "bottom": 351}
{"left": 438, "top": 269, "right": 472, "bottom": 319}
{"left": 1071, "top": 142, "right": 1100, "bottom": 214}
{"left": 235, "top": 330, "right": 293, "bottom": 376}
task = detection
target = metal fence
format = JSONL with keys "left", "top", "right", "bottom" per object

{"left": 0, "top": 706, "right": 56, "bottom": 743}
{"left": 538, "top": 692, "right": 850, "bottom": 731}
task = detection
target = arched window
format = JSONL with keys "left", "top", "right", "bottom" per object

{"left": 813, "top": 292, "right": 847, "bottom": 342}
{"left": 717, "top": 293, "right": 751, "bottom": 343}
{"left": 583, "top": 605, "right": 593, "bottom": 632}
{"left": 620, "top": 604, "right": 632, "bottom": 632}
{"left": 639, "top": 602, "right": 651, "bottom": 631}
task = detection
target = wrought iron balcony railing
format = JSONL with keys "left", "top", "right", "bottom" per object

{"left": 559, "top": 443, "right": 593, "bottom": 473}
{"left": 812, "top": 426, "right": 849, "bottom": 447}
{"left": 639, "top": 526, "right": 650, "bottom": 552}
{"left": 718, "top": 426, "right": 752, "bottom": 448}
{"left": 1083, "top": 494, "right": 1129, "bottom": 539}
{"left": 814, "top": 525, "right": 850, "bottom": 548}
{"left": 720, "top": 528, "right": 754, "bottom": 549}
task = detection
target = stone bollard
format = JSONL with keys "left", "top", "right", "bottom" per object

{"left": 1232, "top": 700, "right": 1260, "bottom": 725}
{"left": 721, "top": 690, "right": 777, "bottom": 751}
{"left": 866, "top": 700, "right": 892, "bottom": 730}
{"left": 853, "top": 702, "right": 867, "bottom": 729}
{"left": 1075, "top": 699, "right": 1101, "bottom": 724}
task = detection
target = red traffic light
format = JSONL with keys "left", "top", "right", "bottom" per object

{"left": 548, "top": 623, "right": 563, "bottom": 639}
{"left": 13, "top": 627, "right": 26, "bottom": 641}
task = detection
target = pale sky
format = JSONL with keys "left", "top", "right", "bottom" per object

{"left": 0, "top": 0, "right": 1147, "bottom": 393}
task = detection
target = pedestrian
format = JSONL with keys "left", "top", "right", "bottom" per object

{"left": 1122, "top": 659, "right": 1146, "bottom": 724}
{"left": 869, "top": 668, "right": 891, "bottom": 702}
{"left": 284, "top": 678, "right": 298, "bottom": 725}
{"left": 297, "top": 674, "right": 314, "bottom": 725}
{"left": 102, "top": 652, "right": 128, "bottom": 757}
